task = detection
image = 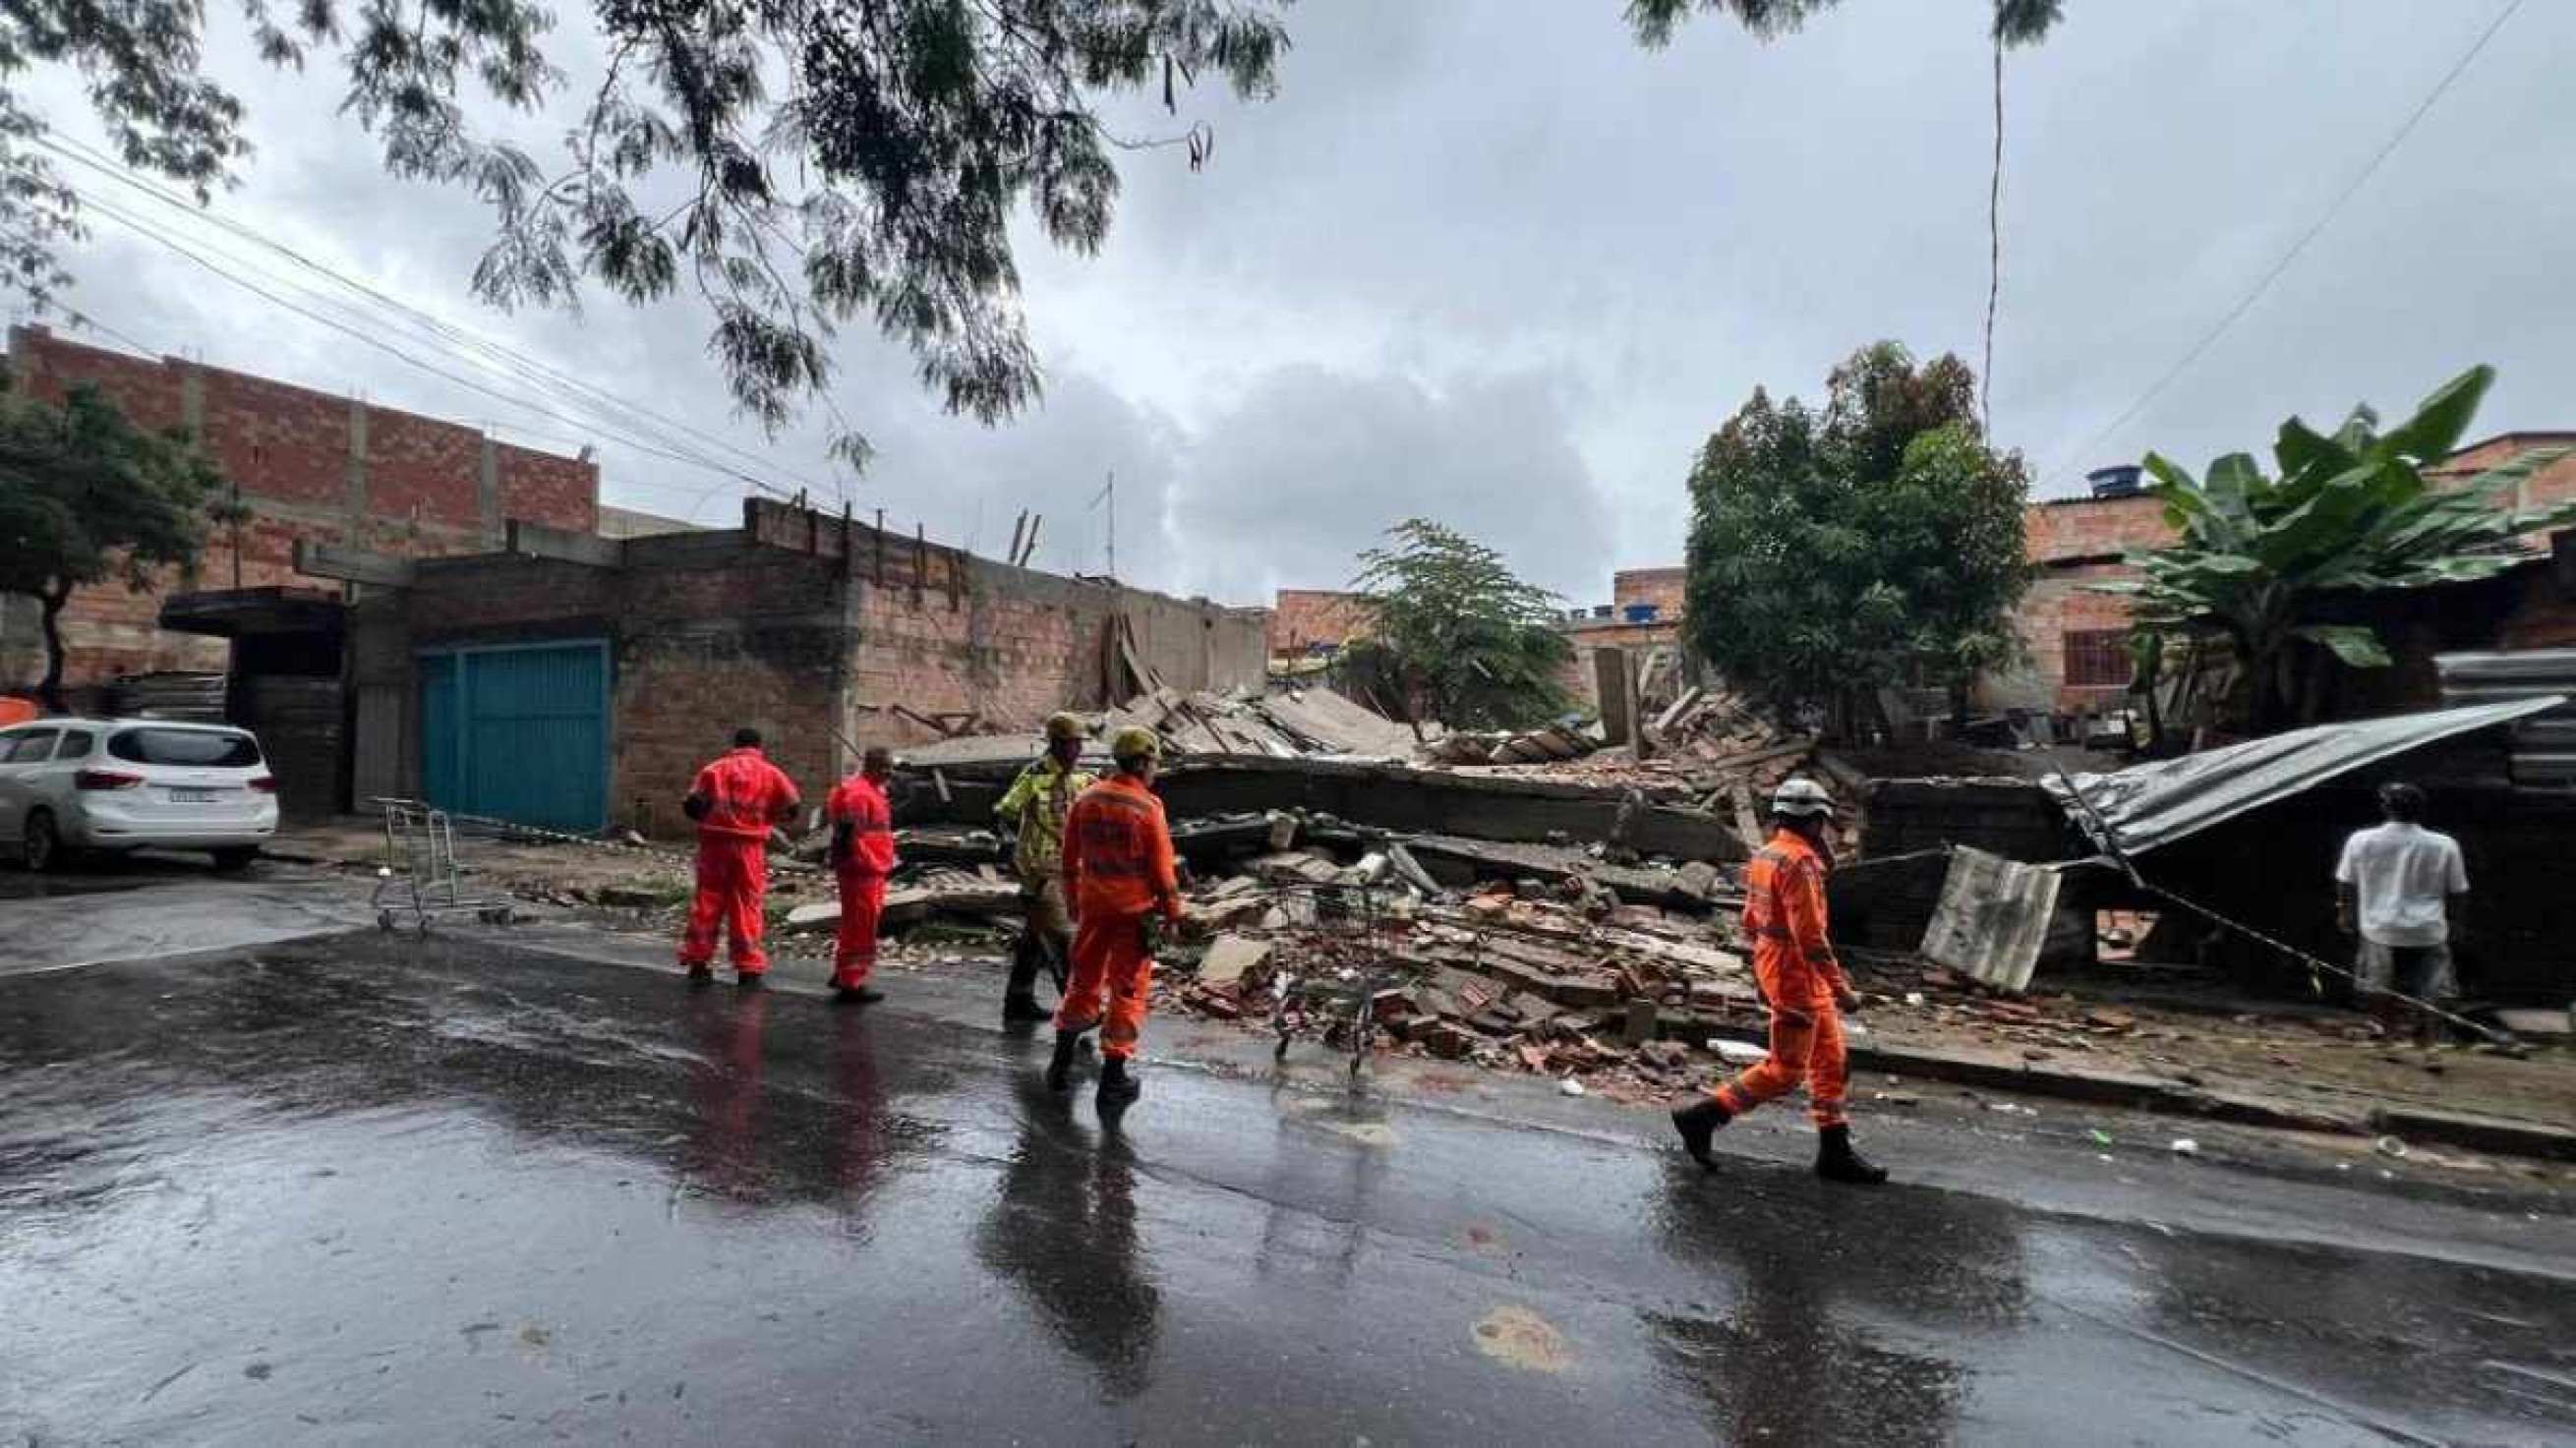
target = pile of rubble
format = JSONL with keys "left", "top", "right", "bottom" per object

{"left": 1446, "top": 686, "right": 1862, "bottom": 857}
{"left": 1145, "top": 839, "right": 1772, "bottom": 1104}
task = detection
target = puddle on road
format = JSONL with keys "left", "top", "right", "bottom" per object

{"left": 1473, "top": 1304, "right": 1573, "bottom": 1372}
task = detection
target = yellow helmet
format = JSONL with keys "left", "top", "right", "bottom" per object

{"left": 1044, "top": 712, "right": 1086, "bottom": 744}
{"left": 1109, "top": 725, "right": 1162, "bottom": 763}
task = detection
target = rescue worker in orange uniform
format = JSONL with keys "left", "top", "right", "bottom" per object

{"left": 826, "top": 745, "right": 901, "bottom": 1006}
{"left": 678, "top": 726, "right": 802, "bottom": 986}
{"left": 1671, "top": 778, "right": 1888, "bottom": 1184}
{"left": 1045, "top": 726, "right": 1183, "bottom": 1109}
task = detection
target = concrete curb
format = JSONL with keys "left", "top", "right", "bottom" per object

{"left": 1699, "top": 1020, "right": 2572, "bottom": 1163}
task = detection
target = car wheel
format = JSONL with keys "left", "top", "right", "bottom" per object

{"left": 210, "top": 846, "right": 259, "bottom": 873}
{"left": 22, "top": 810, "right": 63, "bottom": 873}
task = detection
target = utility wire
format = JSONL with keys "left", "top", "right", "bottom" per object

{"left": 71, "top": 187, "right": 802, "bottom": 501}
{"left": 2041, "top": 0, "right": 2524, "bottom": 487}
{"left": 38, "top": 133, "right": 835, "bottom": 505}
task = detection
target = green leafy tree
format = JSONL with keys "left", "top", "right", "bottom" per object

{"left": 0, "top": 1, "right": 1289, "bottom": 468}
{"left": 2102, "top": 366, "right": 2575, "bottom": 733}
{"left": 1347, "top": 519, "right": 1571, "bottom": 733}
{"left": 0, "top": 380, "right": 227, "bottom": 709}
{"left": 1683, "top": 342, "right": 2030, "bottom": 733}
{"left": 1625, "top": 0, "right": 2062, "bottom": 46}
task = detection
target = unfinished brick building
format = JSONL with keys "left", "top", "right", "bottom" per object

{"left": 0, "top": 325, "right": 598, "bottom": 690}
{"left": 1996, "top": 441, "right": 2576, "bottom": 715}
{"left": 327, "top": 499, "right": 1267, "bottom": 836}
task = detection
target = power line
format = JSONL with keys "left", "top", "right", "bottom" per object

{"left": 2040, "top": 0, "right": 2524, "bottom": 487}
{"left": 37, "top": 133, "right": 840, "bottom": 506}
{"left": 69, "top": 187, "right": 803, "bottom": 500}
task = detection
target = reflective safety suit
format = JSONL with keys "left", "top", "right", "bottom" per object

{"left": 826, "top": 772, "right": 899, "bottom": 990}
{"left": 995, "top": 755, "right": 1095, "bottom": 991}
{"left": 678, "top": 746, "right": 800, "bottom": 976}
{"left": 1055, "top": 773, "right": 1181, "bottom": 1060}
{"left": 1712, "top": 827, "right": 1852, "bottom": 1129}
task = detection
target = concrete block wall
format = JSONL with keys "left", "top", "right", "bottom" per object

{"left": 741, "top": 498, "right": 1268, "bottom": 747}
{"left": 392, "top": 539, "right": 846, "bottom": 835}
{"left": 4, "top": 326, "right": 599, "bottom": 689}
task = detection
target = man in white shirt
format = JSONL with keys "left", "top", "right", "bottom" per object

{"left": 2334, "top": 782, "right": 2468, "bottom": 1046}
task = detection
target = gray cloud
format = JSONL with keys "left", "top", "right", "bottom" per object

{"left": 1165, "top": 365, "right": 1613, "bottom": 605}
{"left": 19, "top": 0, "right": 2576, "bottom": 609}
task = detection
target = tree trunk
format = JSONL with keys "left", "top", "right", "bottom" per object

{"left": 36, "top": 579, "right": 72, "bottom": 714}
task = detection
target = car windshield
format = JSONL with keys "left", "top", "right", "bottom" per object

{"left": 108, "top": 728, "right": 263, "bottom": 768}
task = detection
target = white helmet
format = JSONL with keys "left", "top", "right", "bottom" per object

{"left": 1771, "top": 777, "right": 1836, "bottom": 818}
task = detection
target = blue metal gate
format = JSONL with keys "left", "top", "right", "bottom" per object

{"left": 416, "top": 641, "right": 609, "bottom": 832}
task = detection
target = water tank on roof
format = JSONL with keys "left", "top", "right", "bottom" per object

{"left": 2087, "top": 465, "right": 2144, "bottom": 499}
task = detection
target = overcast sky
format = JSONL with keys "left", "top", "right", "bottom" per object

{"left": 20, "top": 0, "right": 2575, "bottom": 607}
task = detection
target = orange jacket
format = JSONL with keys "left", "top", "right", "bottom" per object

{"left": 689, "top": 747, "right": 801, "bottom": 841}
{"left": 1062, "top": 773, "right": 1181, "bottom": 922}
{"left": 826, "top": 774, "right": 899, "bottom": 877}
{"left": 1741, "top": 827, "right": 1847, "bottom": 1008}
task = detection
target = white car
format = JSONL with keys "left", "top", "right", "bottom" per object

{"left": 0, "top": 717, "right": 279, "bottom": 872}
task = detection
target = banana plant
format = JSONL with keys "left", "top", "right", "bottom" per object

{"left": 2098, "top": 366, "right": 2574, "bottom": 731}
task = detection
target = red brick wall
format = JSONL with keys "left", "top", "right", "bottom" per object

{"left": 366, "top": 408, "right": 485, "bottom": 529}
{"left": 1610, "top": 567, "right": 1686, "bottom": 619}
{"left": 4, "top": 326, "right": 598, "bottom": 690}
{"left": 1269, "top": 590, "right": 1376, "bottom": 657}
{"left": 2008, "top": 562, "right": 2144, "bottom": 711}
{"left": 499, "top": 443, "right": 599, "bottom": 533}
{"left": 198, "top": 367, "right": 347, "bottom": 509}
{"left": 2023, "top": 493, "right": 2175, "bottom": 565}
{"left": 2427, "top": 434, "right": 2576, "bottom": 513}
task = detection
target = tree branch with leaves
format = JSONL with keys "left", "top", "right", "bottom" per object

{"left": 0, "top": 0, "right": 1290, "bottom": 470}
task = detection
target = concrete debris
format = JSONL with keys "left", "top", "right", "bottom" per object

{"left": 1195, "top": 935, "right": 1272, "bottom": 988}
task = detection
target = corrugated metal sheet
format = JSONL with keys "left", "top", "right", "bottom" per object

{"left": 418, "top": 642, "right": 610, "bottom": 832}
{"left": 2047, "top": 695, "right": 2566, "bottom": 857}
{"left": 2435, "top": 649, "right": 2576, "bottom": 789}
{"left": 1917, "top": 845, "right": 2062, "bottom": 995}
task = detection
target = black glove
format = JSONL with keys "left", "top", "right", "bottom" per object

{"left": 828, "top": 821, "right": 853, "bottom": 868}
{"left": 681, "top": 792, "right": 710, "bottom": 823}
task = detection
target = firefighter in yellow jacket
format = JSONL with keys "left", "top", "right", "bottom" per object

{"left": 994, "top": 713, "right": 1095, "bottom": 1024}
{"left": 1671, "top": 778, "right": 1887, "bottom": 1184}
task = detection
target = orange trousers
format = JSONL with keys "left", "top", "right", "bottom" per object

{"left": 680, "top": 837, "right": 769, "bottom": 973}
{"left": 833, "top": 867, "right": 888, "bottom": 990}
{"left": 1713, "top": 996, "right": 1848, "bottom": 1129}
{"left": 1055, "top": 909, "right": 1152, "bottom": 1059}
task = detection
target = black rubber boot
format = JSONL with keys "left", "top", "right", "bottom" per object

{"left": 1002, "top": 994, "right": 1052, "bottom": 1025}
{"left": 836, "top": 985, "right": 885, "bottom": 1006}
{"left": 1044, "top": 1030, "right": 1083, "bottom": 1093}
{"left": 734, "top": 971, "right": 766, "bottom": 991}
{"left": 685, "top": 964, "right": 715, "bottom": 985}
{"left": 1814, "top": 1125, "right": 1889, "bottom": 1185}
{"left": 1669, "top": 1098, "right": 1731, "bottom": 1168}
{"left": 1096, "top": 1057, "right": 1141, "bottom": 1109}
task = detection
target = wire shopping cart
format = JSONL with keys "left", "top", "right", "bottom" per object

{"left": 1262, "top": 866, "right": 1425, "bottom": 1078}
{"left": 370, "top": 797, "right": 518, "bottom": 935}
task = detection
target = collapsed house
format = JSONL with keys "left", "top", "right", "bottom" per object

{"left": 1848, "top": 695, "right": 2575, "bottom": 1005}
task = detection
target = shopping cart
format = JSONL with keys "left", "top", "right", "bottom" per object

{"left": 1263, "top": 864, "right": 1423, "bottom": 1078}
{"left": 370, "top": 797, "right": 518, "bottom": 935}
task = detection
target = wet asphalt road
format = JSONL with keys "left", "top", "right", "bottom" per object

{"left": 2, "top": 933, "right": 2572, "bottom": 1446}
